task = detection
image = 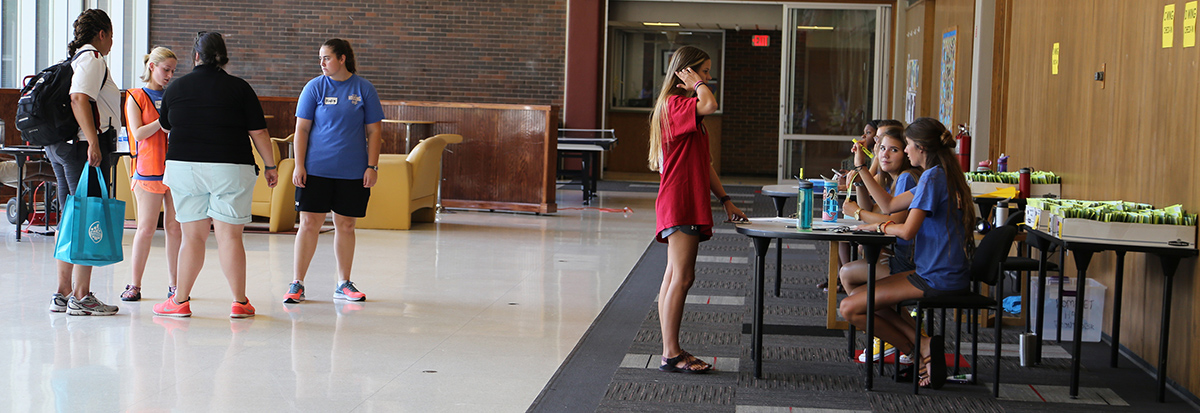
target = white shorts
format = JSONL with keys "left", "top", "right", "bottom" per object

{"left": 163, "top": 161, "right": 257, "bottom": 224}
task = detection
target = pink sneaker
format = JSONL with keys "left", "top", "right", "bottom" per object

{"left": 231, "top": 300, "right": 255, "bottom": 318}
{"left": 153, "top": 298, "right": 192, "bottom": 317}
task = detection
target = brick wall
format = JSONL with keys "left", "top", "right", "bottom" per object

{"left": 149, "top": 0, "right": 566, "bottom": 106}
{"left": 721, "top": 30, "right": 781, "bottom": 176}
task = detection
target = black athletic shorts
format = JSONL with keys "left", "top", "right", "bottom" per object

{"left": 295, "top": 174, "right": 371, "bottom": 218}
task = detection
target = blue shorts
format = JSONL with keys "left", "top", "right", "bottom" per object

{"left": 164, "top": 161, "right": 257, "bottom": 224}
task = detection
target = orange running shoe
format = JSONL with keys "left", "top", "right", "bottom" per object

{"left": 333, "top": 281, "right": 366, "bottom": 302}
{"left": 282, "top": 281, "right": 305, "bottom": 304}
{"left": 231, "top": 300, "right": 255, "bottom": 318}
{"left": 153, "top": 297, "right": 192, "bottom": 317}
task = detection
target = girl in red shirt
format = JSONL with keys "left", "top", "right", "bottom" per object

{"left": 649, "top": 45, "right": 747, "bottom": 373}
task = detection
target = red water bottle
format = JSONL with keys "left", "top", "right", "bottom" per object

{"left": 955, "top": 124, "right": 971, "bottom": 172}
{"left": 1018, "top": 167, "right": 1032, "bottom": 198}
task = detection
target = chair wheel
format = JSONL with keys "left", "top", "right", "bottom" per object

{"left": 6, "top": 197, "right": 21, "bottom": 225}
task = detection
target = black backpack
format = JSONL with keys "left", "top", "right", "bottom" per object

{"left": 15, "top": 50, "right": 105, "bottom": 146}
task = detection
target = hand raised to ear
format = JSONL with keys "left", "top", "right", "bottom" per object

{"left": 675, "top": 67, "right": 702, "bottom": 90}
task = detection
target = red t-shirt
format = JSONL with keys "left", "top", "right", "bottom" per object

{"left": 655, "top": 95, "right": 713, "bottom": 243}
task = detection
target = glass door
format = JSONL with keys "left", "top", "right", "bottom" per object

{"left": 778, "top": 4, "right": 891, "bottom": 182}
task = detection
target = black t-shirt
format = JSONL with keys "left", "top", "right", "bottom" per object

{"left": 160, "top": 64, "right": 267, "bottom": 165}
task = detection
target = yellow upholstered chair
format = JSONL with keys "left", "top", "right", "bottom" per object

{"left": 250, "top": 144, "right": 298, "bottom": 232}
{"left": 358, "top": 134, "right": 462, "bottom": 230}
{"left": 115, "top": 156, "right": 137, "bottom": 220}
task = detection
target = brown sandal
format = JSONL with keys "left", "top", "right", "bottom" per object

{"left": 659, "top": 350, "right": 713, "bottom": 373}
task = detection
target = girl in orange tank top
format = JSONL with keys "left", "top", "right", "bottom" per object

{"left": 121, "top": 47, "right": 182, "bottom": 302}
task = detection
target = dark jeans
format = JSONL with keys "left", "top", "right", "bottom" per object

{"left": 45, "top": 134, "right": 113, "bottom": 212}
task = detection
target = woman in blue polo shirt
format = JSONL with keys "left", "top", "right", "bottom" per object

{"left": 285, "top": 38, "right": 384, "bottom": 304}
{"left": 838, "top": 117, "right": 976, "bottom": 390}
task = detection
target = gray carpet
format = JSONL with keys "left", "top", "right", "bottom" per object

{"left": 530, "top": 182, "right": 1200, "bottom": 412}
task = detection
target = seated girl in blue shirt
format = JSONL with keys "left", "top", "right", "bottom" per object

{"left": 838, "top": 117, "right": 976, "bottom": 389}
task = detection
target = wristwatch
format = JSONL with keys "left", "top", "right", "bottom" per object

{"left": 367, "top": 165, "right": 378, "bottom": 171}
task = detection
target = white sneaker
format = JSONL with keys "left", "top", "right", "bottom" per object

{"left": 50, "top": 293, "right": 68, "bottom": 313}
{"left": 66, "top": 293, "right": 119, "bottom": 316}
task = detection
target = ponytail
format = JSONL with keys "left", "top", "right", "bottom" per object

{"left": 67, "top": 9, "right": 112, "bottom": 57}
{"left": 140, "top": 46, "right": 177, "bottom": 83}
{"left": 904, "top": 117, "right": 976, "bottom": 260}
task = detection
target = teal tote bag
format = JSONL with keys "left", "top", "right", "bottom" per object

{"left": 54, "top": 166, "right": 125, "bottom": 266}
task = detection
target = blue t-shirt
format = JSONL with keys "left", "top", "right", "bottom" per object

{"left": 295, "top": 74, "right": 385, "bottom": 179}
{"left": 890, "top": 171, "right": 918, "bottom": 257}
{"left": 142, "top": 87, "right": 164, "bottom": 110}
{"left": 909, "top": 166, "right": 970, "bottom": 291}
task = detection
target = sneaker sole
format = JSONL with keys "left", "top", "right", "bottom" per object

{"left": 230, "top": 313, "right": 255, "bottom": 318}
{"left": 154, "top": 311, "right": 191, "bottom": 317}
{"left": 50, "top": 307, "right": 67, "bottom": 313}
{"left": 283, "top": 296, "right": 305, "bottom": 304}
{"left": 858, "top": 348, "right": 899, "bottom": 362}
{"left": 333, "top": 294, "right": 366, "bottom": 302}
{"left": 67, "top": 309, "right": 118, "bottom": 316}
{"left": 121, "top": 297, "right": 141, "bottom": 302}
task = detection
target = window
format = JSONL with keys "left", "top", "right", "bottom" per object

{"left": 1, "top": 0, "right": 149, "bottom": 89}
{"left": 608, "top": 28, "right": 724, "bottom": 111}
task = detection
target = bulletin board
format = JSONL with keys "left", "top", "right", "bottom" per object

{"left": 939, "top": 27, "right": 957, "bottom": 127}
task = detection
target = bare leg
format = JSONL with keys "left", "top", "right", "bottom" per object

{"left": 292, "top": 212, "right": 326, "bottom": 283}
{"left": 839, "top": 259, "right": 893, "bottom": 294}
{"left": 70, "top": 265, "right": 94, "bottom": 300}
{"left": 163, "top": 190, "right": 181, "bottom": 287}
{"left": 838, "top": 274, "right": 925, "bottom": 356}
{"left": 212, "top": 220, "right": 248, "bottom": 303}
{"left": 174, "top": 219, "right": 212, "bottom": 302}
{"left": 332, "top": 213, "right": 357, "bottom": 283}
{"left": 130, "top": 186, "right": 166, "bottom": 287}
{"left": 56, "top": 260, "right": 73, "bottom": 296}
{"left": 660, "top": 232, "right": 700, "bottom": 366}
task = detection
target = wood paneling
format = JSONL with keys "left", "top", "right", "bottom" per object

{"left": 0, "top": 88, "right": 20, "bottom": 201}
{"left": 606, "top": 110, "right": 721, "bottom": 174}
{"left": 213, "top": 97, "right": 560, "bottom": 214}
{"left": 1001, "top": 0, "right": 1200, "bottom": 396}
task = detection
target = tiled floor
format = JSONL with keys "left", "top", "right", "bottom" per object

{"left": 0, "top": 187, "right": 659, "bottom": 412}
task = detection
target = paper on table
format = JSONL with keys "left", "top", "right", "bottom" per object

{"left": 980, "top": 187, "right": 1019, "bottom": 198}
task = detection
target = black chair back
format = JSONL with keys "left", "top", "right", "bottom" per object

{"left": 1005, "top": 210, "right": 1025, "bottom": 228}
{"left": 969, "top": 225, "right": 1017, "bottom": 286}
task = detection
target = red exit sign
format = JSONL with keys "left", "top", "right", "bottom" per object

{"left": 752, "top": 35, "right": 770, "bottom": 47}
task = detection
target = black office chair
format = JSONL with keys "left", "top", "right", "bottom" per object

{"left": 906, "top": 224, "right": 1017, "bottom": 397}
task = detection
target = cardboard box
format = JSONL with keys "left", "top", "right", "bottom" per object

{"left": 1046, "top": 215, "right": 1197, "bottom": 249}
{"left": 968, "top": 182, "right": 1061, "bottom": 198}
{"left": 1024, "top": 205, "right": 1054, "bottom": 232}
{"left": 1030, "top": 277, "right": 1106, "bottom": 342}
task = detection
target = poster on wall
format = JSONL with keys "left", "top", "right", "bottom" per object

{"left": 906, "top": 59, "right": 919, "bottom": 124}
{"left": 939, "top": 28, "right": 957, "bottom": 127}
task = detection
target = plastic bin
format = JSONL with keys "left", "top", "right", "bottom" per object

{"left": 1029, "top": 276, "right": 1106, "bottom": 342}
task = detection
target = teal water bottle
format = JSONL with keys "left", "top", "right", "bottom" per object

{"left": 797, "top": 180, "right": 814, "bottom": 230}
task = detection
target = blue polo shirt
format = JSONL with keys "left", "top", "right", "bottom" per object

{"left": 296, "top": 74, "right": 384, "bottom": 179}
{"left": 909, "top": 166, "right": 970, "bottom": 291}
{"left": 890, "top": 171, "right": 918, "bottom": 258}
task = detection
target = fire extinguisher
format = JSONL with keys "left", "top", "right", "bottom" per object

{"left": 955, "top": 124, "right": 971, "bottom": 172}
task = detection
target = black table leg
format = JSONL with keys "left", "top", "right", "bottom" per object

{"left": 750, "top": 236, "right": 772, "bottom": 378}
{"left": 1057, "top": 247, "right": 1067, "bottom": 345}
{"left": 771, "top": 196, "right": 786, "bottom": 218}
{"left": 774, "top": 238, "right": 783, "bottom": 297}
{"left": 1110, "top": 251, "right": 1126, "bottom": 368}
{"left": 580, "top": 152, "right": 592, "bottom": 204}
{"left": 13, "top": 155, "right": 25, "bottom": 242}
{"left": 1157, "top": 255, "right": 1181, "bottom": 403}
{"left": 1035, "top": 247, "right": 1049, "bottom": 363}
{"left": 863, "top": 244, "right": 881, "bottom": 391}
{"left": 1069, "top": 249, "right": 1095, "bottom": 398}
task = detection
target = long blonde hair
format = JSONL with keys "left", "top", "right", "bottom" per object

{"left": 648, "top": 46, "right": 710, "bottom": 171}
{"left": 140, "top": 46, "right": 176, "bottom": 83}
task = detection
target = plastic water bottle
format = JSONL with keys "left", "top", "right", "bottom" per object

{"left": 822, "top": 180, "right": 839, "bottom": 222}
{"left": 797, "top": 180, "right": 813, "bottom": 230}
{"left": 116, "top": 127, "right": 130, "bottom": 153}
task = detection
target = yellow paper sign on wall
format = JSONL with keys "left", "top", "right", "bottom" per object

{"left": 1185, "top": 1, "right": 1197, "bottom": 48}
{"left": 1164, "top": 4, "right": 1176, "bottom": 48}
{"left": 1052, "top": 42, "right": 1060, "bottom": 75}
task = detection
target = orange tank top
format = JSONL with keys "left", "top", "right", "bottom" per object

{"left": 127, "top": 88, "right": 167, "bottom": 180}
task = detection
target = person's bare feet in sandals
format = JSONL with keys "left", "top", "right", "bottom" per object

{"left": 917, "top": 335, "right": 947, "bottom": 389}
{"left": 659, "top": 350, "right": 713, "bottom": 373}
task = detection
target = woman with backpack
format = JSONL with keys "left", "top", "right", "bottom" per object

{"left": 47, "top": 9, "right": 122, "bottom": 316}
